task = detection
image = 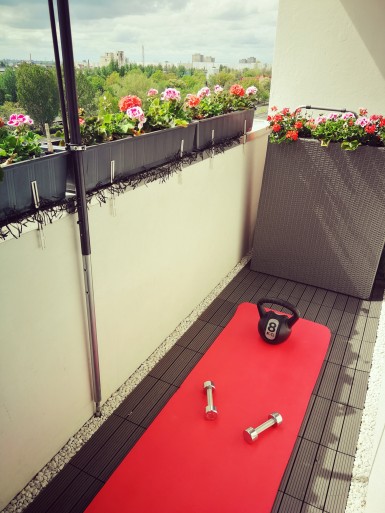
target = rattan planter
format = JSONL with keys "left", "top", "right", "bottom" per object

{"left": 81, "top": 123, "right": 197, "bottom": 191}
{"left": 250, "top": 139, "right": 385, "bottom": 298}
{"left": 196, "top": 109, "right": 254, "bottom": 150}
{"left": 0, "top": 151, "right": 68, "bottom": 221}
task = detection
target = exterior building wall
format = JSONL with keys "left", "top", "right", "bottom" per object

{"left": 270, "top": 0, "right": 385, "bottom": 113}
{"left": 0, "top": 125, "right": 269, "bottom": 509}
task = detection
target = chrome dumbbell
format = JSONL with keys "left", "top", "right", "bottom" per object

{"left": 203, "top": 380, "right": 217, "bottom": 420}
{"left": 243, "top": 412, "right": 283, "bottom": 443}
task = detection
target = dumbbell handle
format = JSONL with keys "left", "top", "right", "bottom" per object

{"left": 203, "top": 380, "right": 217, "bottom": 420}
{"left": 254, "top": 417, "right": 276, "bottom": 435}
{"left": 244, "top": 412, "right": 282, "bottom": 443}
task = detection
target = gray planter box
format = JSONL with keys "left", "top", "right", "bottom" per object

{"left": 0, "top": 151, "right": 69, "bottom": 221}
{"left": 196, "top": 109, "right": 255, "bottom": 150}
{"left": 81, "top": 123, "right": 197, "bottom": 191}
{"left": 250, "top": 139, "right": 385, "bottom": 298}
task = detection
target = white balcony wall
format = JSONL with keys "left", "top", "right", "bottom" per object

{"left": 270, "top": 0, "right": 385, "bottom": 113}
{"left": 0, "top": 126, "right": 269, "bottom": 509}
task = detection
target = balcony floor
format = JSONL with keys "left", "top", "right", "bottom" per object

{"left": 20, "top": 263, "right": 385, "bottom": 513}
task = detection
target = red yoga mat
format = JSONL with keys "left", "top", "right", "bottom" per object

{"left": 86, "top": 302, "right": 330, "bottom": 513}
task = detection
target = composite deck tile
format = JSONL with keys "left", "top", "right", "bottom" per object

{"left": 70, "top": 415, "right": 125, "bottom": 469}
{"left": 301, "top": 285, "right": 317, "bottom": 303}
{"left": 333, "top": 294, "right": 349, "bottom": 313}
{"left": 350, "top": 314, "right": 369, "bottom": 340}
{"left": 320, "top": 402, "right": 347, "bottom": 450}
{"left": 368, "top": 297, "right": 382, "bottom": 318}
{"left": 304, "top": 445, "right": 336, "bottom": 510}
{"left": 176, "top": 321, "right": 220, "bottom": 352}
{"left": 312, "top": 288, "right": 328, "bottom": 305}
{"left": 327, "top": 335, "right": 349, "bottom": 366}
{"left": 290, "top": 282, "right": 308, "bottom": 299}
{"left": 312, "top": 360, "right": 327, "bottom": 395}
{"left": 268, "top": 277, "right": 288, "bottom": 297}
{"left": 301, "top": 502, "right": 324, "bottom": 512}
{"left": 195, "top": 324, "right": 223, "bottom": 353}
{"left": 344, "top": 296, "right": 360, "bottom": 315}
{"left": 356, "top": 340, "right": 376, "bottom": 372}
{"left": 208, "top": 299, "right": 236, "bottom": 325}
{"left": 285, "top": 439, "right": 319, "bottom": 501}
{"left": 159, "top": 347, "right": 200, "bottom": 385}
{"left": 271, "top": 490, "right": 284, "bottom": 513}
{"left": 127, "top": 380, "right": 176, "bottom": 425}
{"left": 277, "top": 493, "right": 304, "bottom": 512}
{"left": 46, "top": 470, "right": 97, "bottom": 513}
{"left": 140, "top": 383, "right": 178, "bottom": 428}
{"left": 198, "top": 297, "right": 225, "bottom": 322}
{"left": 348, "top": 370, "right": 369, "bottom": 409}
{"left": 302, "top": 396, "right": 331, "bottom": 444}
{"left": 23, "top": 465, "right": 81, "bottom": 513}
{"left": 302, "top": 301, "right": 322, "bottom": 322}
{"left": 356, "top": 299, "right": 371, "bottom": 317}
{"left": 317, "top": 362, "right": 342, "bottom": 400}
{"left": 148, "top": 344, "right": 185, "bottom": 379}
{"left": 298, "top": 395, "right": 316, "bottom": 437}
{"left": 68, "top": 479, "right": 105, "bottom": 513}
{"left": 315, "top": 305, "right": 333, "bottom": 327}
{"left": 332, "top": 366, "right": 355, "bottom": 405}
{"left": 96, "top": 425, "right": 145, "bottom": 482}
{"left": 323, "top": 452, "right": 354, "bottom": 513}
{"left": 113, "top": 375, "right": 159, "bottom": 419}
{"left": 337, "top": 405, "right": 363, "bottom": 456}
{"left": 219, "top": 303, "right": 238, "bottom": 327}
{"left": 326, "top": 308, "right": 344, "bottom": 333}
{"left": 170, "top": 351, "right": 203, "bottom": 386}
{"left": 322, "top": 291, "right": 338, "bottom": 308}
{"left": 336, "top": 311, "right": 356, "bottom": 338}
{"left": 341, "top": 337, "right": 362, "bottom": 369}
{"left": 363, "top": 316, "right": 380, "bottom": 341}
{"left": 175, "top": 319, "right": 207, "bottom": 347}
{"left": 82, "top": 420, "right": 141, "bottom": 479}
{"left": 279, "top": 437, "right": 302, "bottom": 491}
{"left": 236, "top": 275, "right": 270, "bottom": 302}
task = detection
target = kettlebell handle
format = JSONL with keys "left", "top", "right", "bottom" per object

{"left": 257, "top": 298, "right": 300, "bottom": 328}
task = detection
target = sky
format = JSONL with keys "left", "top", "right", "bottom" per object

{"left": 0, "top": 0, "right": 279, "bottom": 66}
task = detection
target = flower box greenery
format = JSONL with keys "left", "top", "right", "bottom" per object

{"left": 0, "top": 83, "right": 258, "bottom": 221}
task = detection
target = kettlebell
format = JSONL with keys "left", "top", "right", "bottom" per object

{"left": 257, "top": 298, "right": 300, "bottom": 344}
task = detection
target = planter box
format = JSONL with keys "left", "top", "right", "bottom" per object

{"left": 250, "top": 139, "right": 385, "bottom": 298}
{"left": 82, "top": 123, "right": 197, "bottom": 191}
{"left": 0, "top": 151, "right": 69, "bottom": 221}
{"left": 196, "top": 109, "right": 254, "bottom": 150}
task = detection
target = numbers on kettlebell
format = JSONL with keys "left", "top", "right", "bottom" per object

{"left": 265, "top": 318, "right": 279, "bottom": 340}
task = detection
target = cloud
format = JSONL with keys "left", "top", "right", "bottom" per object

{"left": 0, "top": 0, "right": 278, "bottom": 65}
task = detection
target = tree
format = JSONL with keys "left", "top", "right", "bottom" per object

{"left": 0, "top": 67, "right": 17, "bottom": 103}
{"left": 16, "top": 63, "right": 59, "bottom": 130}
{"left": 76, "top": 70, "right": 98, "bottom": 115}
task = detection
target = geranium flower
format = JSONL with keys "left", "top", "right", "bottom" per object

{"left": 286, "top": 130, "right": 299, "bottom": 141}
{"left": 229, "top": 84, "right": 245, "bottom": 97}
{"left": 214, "top": 85, "right": 223, "bottom": 93}
{"left": 118, "top": 95, "right": 142, "bottom": 112}
{"left": 161, "top": 88, "right": 181, "bottom": 101}
{"left": 0, "top": 118, "right": 4, "bottom": 128}
{"left": 186, "top": 94, "right": 200, "bottom": 108}
{"left": 341, "top": 112, "right": 355, "bottom": 120}
{"left": 79, "top": 118, "right": 85, "bottom": 125}
{"left": 294, "top": 121, "right": 303, "bottom": 129}
{"left": 7, "top": 113, "right": 34, "bottom": 126}
{"left": 147, "top": 88, "right": 158, "bottom": 96}
{"left": 359, "top": 108, "right": 368, "bottom": 116}
{"left": 355, "top": 116, "right": 369, "bottom": 127}
{"left": 327, "top": 112, "right": 339, "bottom": 121}
{"left": 197, "top": 87, "right": 211, "bottom": 99}
{"left": 315, "top": 116, "right": 327, "bottom": 125}
{"left": 365, "top": 124, "right": 376, "bottom": 134}
{"left": 272, "top": 124, "right": 281, "bottom": 132}
{"left": 246, "top": 86, "right": 258, "bottom": 96}
{"left": 126, "top": 106, "right": 146, "bottom": 129}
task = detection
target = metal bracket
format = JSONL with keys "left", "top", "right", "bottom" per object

{"left": 67, "top": 143, "right": 86, "bottom": 151}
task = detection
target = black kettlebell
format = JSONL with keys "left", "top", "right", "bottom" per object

{"left": 257, "top": 298, "right": 300, "bottom": 344}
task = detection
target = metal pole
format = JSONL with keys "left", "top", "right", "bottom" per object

{"left": 56, "top": 0, "right": 102, "bottom": 416}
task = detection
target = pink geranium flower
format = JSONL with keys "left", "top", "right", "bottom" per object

{"left": 197, "top": 86, "right": 211, "bottom": 99}
{"left": 7, "top": 113, "right": 34, "bottom": 127}
{"left": 355, "top": 116, "right": 369, "bottom": 127}
{"left": 214, "top": 85, "right": 223, "bottom": 93}
{"left": 126, "top": 106, "right": 146, "bottom": 129}
{"left": 147, "top": 88, "right": 158, "bottom": 97}
{"left": 246, "top": 86, "right": 258, "bottom": 96}
{"left": 327, "top": 112, "right": 339, "bottom": 121}
{"left": 161, "top": 88, "right": 181, "bottom": 101}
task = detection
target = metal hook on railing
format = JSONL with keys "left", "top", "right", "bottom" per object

{"left": 296, "top": 105, "right": 358, "bottom": 118}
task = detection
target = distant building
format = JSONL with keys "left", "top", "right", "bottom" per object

{"left": 192, "top": 53, "right": 215, "bottom": 63}
{"left": 99, "top": 51, "right": 126, "bottom": 68}
{"left": 239, "top": 57, "right": 257, "bottom": 64}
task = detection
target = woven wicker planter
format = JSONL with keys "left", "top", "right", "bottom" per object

{"left": 196, "top": 109, "right": 254, "bottom": 150}
{"left": 0, "top": 151, "right": 68, "bottom": 221}
{"left": 81, "top": 123, "right": 197, "bottom": 191}
{"left": 250, "top": 139, "right": 385, "bottom": 298}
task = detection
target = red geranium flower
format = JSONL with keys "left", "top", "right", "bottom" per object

{"left": 118, "top": 95, "right": 142, "bottom": 112}
{"left": 294, "top": 121, "right": 303, "bottom": 129}
{"left": 286, "top": 130, "right": 299, "bottom": 141}
{"left": 272, "top": 124, "right": 281, "bottom": 132}
{"left": 79, "top": 118, "right": 85, "bottom": 125}
{"left": 187, "top": 94, "right": 200, "bottom": 108}
{"left": 365, "top": 124, "right": 376, "bottom": 134}
{"left": 229, "top": 84, "right": 245, "bottom": 97}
